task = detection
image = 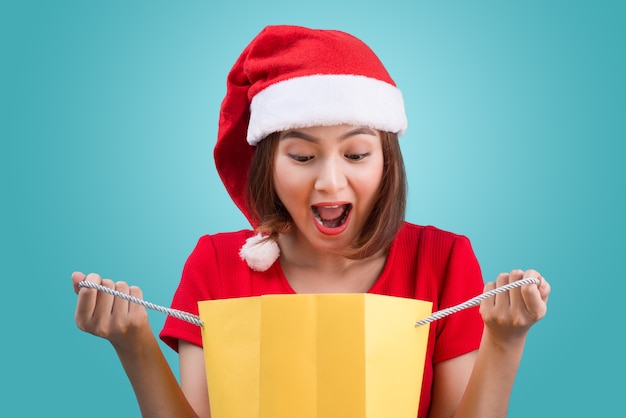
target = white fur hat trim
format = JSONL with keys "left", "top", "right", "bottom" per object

{"left": 239, "top": 232, "right": 280, "bottom": 272}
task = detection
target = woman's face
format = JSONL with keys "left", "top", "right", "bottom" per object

{"left": 273, "top": 124, "right": 384, "bottom": 253}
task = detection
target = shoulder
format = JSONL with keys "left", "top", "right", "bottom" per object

{"left": 183, "top": 229, "right": 255, "bottom": 283}
{"left": 376, "top": 222, "right": 480, "bottom": 296}
{"left": 395, "top": 222, "right": 472, "bottom": 251}
{"left": 184, "top": 229, "right": 291, "bottom": 299}
{"left": 388, "top": 223, "right": 482, "bottom": 296}
{"left": 188, "top": 229, "right": 254, "bottom": 259}
{"left": 195, "top": 229, "right": 255, "bottom": 248}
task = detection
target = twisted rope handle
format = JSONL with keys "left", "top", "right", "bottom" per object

{"left": 77, "top": 281, "right": 204, "bottom": 327}
{"left": 77, "top": 277, "right": 540, "bottom": 329}
{"left": 414, "top": 277, "right": 540, "bottom": 327}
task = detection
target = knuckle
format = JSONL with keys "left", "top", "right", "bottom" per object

{"left": 100, "top": 278, "right": 114, "bottom": 288}
{"left": 510, "top": 315, "right": 528, "bottom": 328}
{"left": 496, "top": 274, "right": 509, "bottom": 284}
{"left": 86, "top": 273, "right": 101, "bottom": 282}
{"left": 525, "top": 269, "right": 540, "bottom": 277}
{"left": 115, "top": 281, "right": 130, "bottom": 292}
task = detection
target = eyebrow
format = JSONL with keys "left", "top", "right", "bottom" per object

{"left": 280, "top": 127, "right": 378, "bottom": 142}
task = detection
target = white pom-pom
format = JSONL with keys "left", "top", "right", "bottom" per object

{"left": 239, "top": 233, "right": 280, "bottom": 271}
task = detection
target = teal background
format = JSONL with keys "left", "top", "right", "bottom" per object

{"left": 1, "top": 0, "right": 624, "bottom": 416}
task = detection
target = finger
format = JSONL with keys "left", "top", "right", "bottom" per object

{"left": 482, "top": 280, "right": 497, "bottom": 307}
{"left": 479, "top": 281, "right": 497, "bottom": 318}
{"left": 507, "top": 269, "right": 527, "bottom": 314}
{"left": 128, "top": 285, "right": 144, "bottom": 313}
{"left": 538, "top": 276, "right": 551, "bottom": 303}
{"left": 74, "top": 272, "right": 101, "bottom": 327}
{"left": 520, "top": 270, "right": 548, "bottom": 320}
{"left": 483, "top": 281, "right": 496, "bottom": 293}
{"left": 72, "top": 271, "right": 87, "bottom": 294}
{"left": 523, "top": 269, "right": 550, "bottom": 299}
{"left": 128, "top": 285, "right": 148, "bottom": 322}
{"left": 92, "top": 277, "right": 116, "bottom": 320}
{"left": 111, "top": 281, "right": 131, "bottom": 319}
{"left": 493, "top": 272, "right": 515, "bottom": 307}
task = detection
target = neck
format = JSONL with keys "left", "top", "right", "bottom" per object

{"left": 276, "top": 231, "right": 387, "bottom": 294}
{"left": 276, "top": 231, "right": 353, "bottom": 269}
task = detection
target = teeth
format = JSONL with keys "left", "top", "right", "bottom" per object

{"left": 312, "top": 204, "right": 351, "bottom": 228}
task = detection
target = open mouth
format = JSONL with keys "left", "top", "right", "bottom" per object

{"left": 311, "top": 204, "right": 352, "bottom": 229}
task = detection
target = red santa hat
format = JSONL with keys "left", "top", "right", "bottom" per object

{"left": 214, "top": 25, "right": 407, "bottom": 271}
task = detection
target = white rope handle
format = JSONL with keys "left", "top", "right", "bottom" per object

{"left": 77, "top": 277, "right": 540, "bottom": 329}
{"left": 414, "top": 277, "right": 540, "bottom": 327}
{"left": 77, "top": 281, "right": 204, "bottom": 327}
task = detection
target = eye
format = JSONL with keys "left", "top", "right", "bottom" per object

{"left": 345, "top": 153, "right": 370, "bottom": 161}
{"left": 288, "top": 154, "right": 314, "bottom": 163}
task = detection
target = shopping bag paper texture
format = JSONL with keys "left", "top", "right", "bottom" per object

{"left": 199, "top": 293, "right": 432, "bottom": 418}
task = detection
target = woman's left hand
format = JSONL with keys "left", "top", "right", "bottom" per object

{"left": 480, "top": 269, "right": 551, "bottom": 343}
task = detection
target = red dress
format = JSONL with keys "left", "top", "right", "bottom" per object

{"left": 160, "top": 222, "right": 484, "bottom": 417}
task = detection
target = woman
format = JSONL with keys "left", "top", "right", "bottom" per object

{"left": 72, "top": 25, "right": 550, "bottom": 417}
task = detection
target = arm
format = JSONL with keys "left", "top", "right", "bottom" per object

{"left": 429, "top": 269, "right": 551, "bottom": 418}
{"left": 72, "top": 272, "right": 198, "bottom": 418}
{"left": 179, "top": 341, "right": 212, "bottom": 417}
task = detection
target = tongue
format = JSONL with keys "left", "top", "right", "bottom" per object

{"left": 317, "top": 206, "right": 345, "bottom": 221}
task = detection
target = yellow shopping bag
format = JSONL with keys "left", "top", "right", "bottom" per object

{"left": 198, "top": 293, "right": 432, "bottom": 418}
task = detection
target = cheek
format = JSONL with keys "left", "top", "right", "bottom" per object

{"left": 356, "top": 160, "right": 384, "bottom": 196}
{"left": 356, "top": 169, "right": 384, "bottom": 213}
{"left": 273, "top": 161, "right": 307, "bottom": 203}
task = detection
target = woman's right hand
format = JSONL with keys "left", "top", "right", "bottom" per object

{"left": 72, "top": 272, "right": 199, "bottom": 417}
{"left": 72, "top": 271, "right": 151, "bottom": 351}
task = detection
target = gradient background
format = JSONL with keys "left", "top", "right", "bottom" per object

{"left": 2, "top": 0, "right": 624, "bottom": 416}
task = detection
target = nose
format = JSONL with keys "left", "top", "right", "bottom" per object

{"left": 314, "top": 156, "right": 347, "bottom": 194}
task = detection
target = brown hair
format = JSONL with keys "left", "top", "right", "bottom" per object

{"left": 245, "top": 131, "right": 407, "bottom": 259}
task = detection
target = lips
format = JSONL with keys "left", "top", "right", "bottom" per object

{"left": 311, "top": 203, "right": 352, "bottom": 235}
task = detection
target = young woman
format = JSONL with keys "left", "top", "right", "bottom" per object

{"left": 72, "top": 25, "right": 550, "bottom": 418}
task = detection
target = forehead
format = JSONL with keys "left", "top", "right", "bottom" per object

{"left": 278, "top": 125, "right": 380, "bottom": 142}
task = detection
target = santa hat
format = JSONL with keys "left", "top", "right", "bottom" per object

{"left": 214, "top": 25, "right": 407, "bottom": 271}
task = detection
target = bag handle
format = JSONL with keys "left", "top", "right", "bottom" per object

{"left": 77, "top": 277, "right": 540, "bottom": 328}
